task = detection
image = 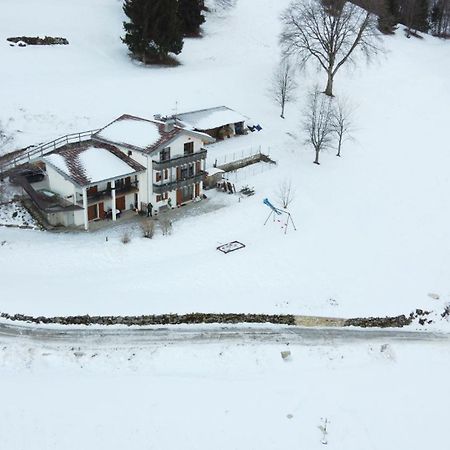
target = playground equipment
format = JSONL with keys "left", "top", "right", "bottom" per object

{"left": 263, "top": 198, "right": 296, "bottom": 234}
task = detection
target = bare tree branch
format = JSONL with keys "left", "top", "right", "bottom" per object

{"left": 269, "top": 59, "right": 298, "bottom": 118}
{"left": 276, "top": 179, "right": 296, "bottom": 209}
{"left": 280, "top": 0, "right": 382, "bottom": 96}
{"left": 303, "top": 86, "right": 334, "bottom": 165}
{"left": 331, "top": 97, "right": 355, "bottom": 157}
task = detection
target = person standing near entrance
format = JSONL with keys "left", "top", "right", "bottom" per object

{"left": 147, "top": 202, "right": 153, "bottom": 217}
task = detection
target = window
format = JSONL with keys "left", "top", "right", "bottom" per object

{"left": 156, "top": 193, "right": 168, "bottom": 202}
{"left": 160, "top": 147, "right": 171, "bottom": 161}
{"left": 164, "top": 169, "right": 169, "bottom": 179}
{"left": 181, "top": 185, "right": 194, "bottom": 202}
{"left": 184, "top": 142, "right": 194, "bottom": 155}
{"left": 180, "top": 166, "right": 189, "bottom": 179}
{"left": 156, "top": 172, "right": 162, "bottom": 182}
{"left": 188, "top": 164, "right": 194, "bottom": 177}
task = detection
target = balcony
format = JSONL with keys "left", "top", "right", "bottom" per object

{"left": 153, "top": 171, "right": 206, "bottom": 194}
{"left": 77, "top": 181, "right": 139, "bottom": 205}
{"left": 152, "top": 149, "right": 207, "bottom": 170}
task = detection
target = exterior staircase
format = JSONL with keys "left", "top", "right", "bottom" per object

{"left": 0, "top": 129, "right": 99, "bottom": 178}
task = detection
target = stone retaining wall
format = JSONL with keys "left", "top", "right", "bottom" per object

{"left": 0, "top": 312, "right": 296, "bottom": 327}
{"left": 344, "top": 314, "right": 412, "bottom": 328}
{"left": 0, "top": 310, "right": 437, "bottom": 328}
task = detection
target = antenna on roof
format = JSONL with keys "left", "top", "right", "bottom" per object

{"left": 172, "top": 100, "right": 178, "bottom": 119}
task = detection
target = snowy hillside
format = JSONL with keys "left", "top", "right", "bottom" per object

{"left": 1, "top": 2, "right": 450, "bottom": 450}
{"left": 1, "top": 0, "right": 450, "bottom": 323}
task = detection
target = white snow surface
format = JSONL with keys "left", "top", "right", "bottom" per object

{"left": 44, "top": 154, "right": 70, "bottom": 177}
{"left": 0, "top": 334, "right": 449, "bottom": 450}
{"left": 95, "top": 116, "right": 163, "bottom": 151}
{"left": 0, "top": 0, "right": 449, "bottom": 322}
{"left": 1, "top": 2, "right": 450, "bottom": 448}
{"left": 78, "top": 146, "right": 139, "bottom": 183}
{"left": 177, "top": 106, "right": 248, "bottom": 130}
{"left": 0, "top": 202, "right": 38, "bottom": 228}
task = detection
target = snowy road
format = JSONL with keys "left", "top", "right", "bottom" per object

{"left": 0, "top": 322, "right": 448, "bottom": 347}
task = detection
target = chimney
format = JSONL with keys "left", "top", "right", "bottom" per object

{"left": 164, "top": 117, "right": 176, "bottom": 132}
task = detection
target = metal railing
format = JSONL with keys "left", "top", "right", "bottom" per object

{"left": 153, "top": 172, "right": 206, "bottom": 194}
{"left": 152, "top": 149, "right": 207, "bottom": 171}
{"left": 77, "top": 181, "right": 139, "bottom": 205}
{"left": 0, "top": 129, "right": 100, "bottom": 175}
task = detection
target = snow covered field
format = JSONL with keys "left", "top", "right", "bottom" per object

{"left": 0, "top": 0, "right": 450, "bottom": 321}
{"left": 1, "top": 331, "right": 449, "bottom": 450}
{"left": 1, "top": 2, "right": 450, "bottom": 448}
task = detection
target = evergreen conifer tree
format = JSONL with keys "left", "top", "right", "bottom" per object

{"left": 122, "top": 0, "right": 184, "bottom": 64}
{"left": 178, "top": 0, "right": 205, "bottom": 36}
{"left": 413, "top": 0, "right": 430, "bottom": 31}
{"left": 378, "top": 0, "right": 400, "bottom": 34}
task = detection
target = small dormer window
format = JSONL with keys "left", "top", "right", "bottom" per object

{"left": 184, "top": 142, "right": 194, "bottom": 155}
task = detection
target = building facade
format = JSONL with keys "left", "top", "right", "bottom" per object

{"left": 15, "top": 114, "right": 215, "bottom": 230}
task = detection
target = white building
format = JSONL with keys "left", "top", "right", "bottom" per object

{"left": 166, "top": 106, "right": 249, "bottom": 140}
{"left": 20, "top": 114, "right": 215, "bottom": 230}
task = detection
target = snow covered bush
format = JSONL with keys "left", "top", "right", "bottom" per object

{"left": 121, "top": 232, "right": 131, "bottom": 244}
{"left": 141, "top": 219, "right": 155, "bottom": 239}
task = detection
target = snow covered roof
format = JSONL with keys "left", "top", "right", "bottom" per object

{"left": 44, "top": 142, "right": 145, "bottom": 187}
{"left": 93, "top": 114, "right": 214, "bottom": 155}
{"left": 206, "top": 167, "right": 225, "bottom": 176}
{"left": 175, "top": 106, "right": 248, "bottom": 131}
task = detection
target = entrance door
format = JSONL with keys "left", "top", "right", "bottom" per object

{"left": 116, "top": 196, "right": 126, "bottom": 211}
{"left": 195, "top": 182, "right": 200, "bottom": 197}
{"left": 87, "top": 204, "right": 98, "bottom": 221}
{"left": 176, "top": 189, "right": 182, "bottom": 206}
{"left": 98, "top": 202, "right": 105, "bottom": 219}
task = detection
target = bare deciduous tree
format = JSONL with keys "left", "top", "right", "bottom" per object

{"left": 304, "top": 87, "right": 334, "bottom": 165}
{"left": 160, "top": 218, "right": 173, "bottom": 236}
{"left": 280, "top": 0, "right": 381, "bottom": 96}
{"left": 276, "top": 179, "right": 295, "bottom": 209}
{"left": 331, "top": 98, "right": 354, "bottom": 157}
{"left": 270, "top": 59, "right": 298, "bottom": 118}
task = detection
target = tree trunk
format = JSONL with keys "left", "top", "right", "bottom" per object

{"left": 313, "top": 148, "right": 320, "bottom": 165}
{"left": 324, "top": 72, "right": 334, "bottom": 97}
{"left": 281, "top": 101, "right": 285, "bottom": 119}
{"left": 336, "top": 135, "right": 342, "bottom": 157}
